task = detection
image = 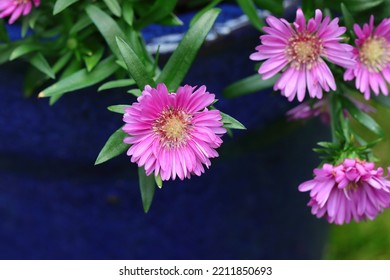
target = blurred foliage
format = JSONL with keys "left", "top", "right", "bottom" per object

{"left": 325, "top": 211, "right": 390, "bottom": 259}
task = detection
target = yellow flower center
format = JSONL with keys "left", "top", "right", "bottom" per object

{"left": 164, "top": 116, "right": 187, "bottom": 139}
{"left": 359, "top": 36, "right": 390, "bottom": 72}
{"left": 17, "top": 0, "right": 29, "bottom": 4}
{"left": 153, "top": 108, "right": 192, "bottom": 148}
{"left": 287, "top": 33, "right": 323, "bottom": 70}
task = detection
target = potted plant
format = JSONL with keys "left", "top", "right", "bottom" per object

{"left": 1, "top": 0, "right": 389, "bottom": 260}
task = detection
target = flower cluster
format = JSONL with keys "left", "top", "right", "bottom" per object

{"left": 0, "top": 0, "right": 250, "bottom": 212}
{"left": 251, "top": 9, "right": 390, "bottom": 102}
{"left": 1, "top": 0, "right": 390, "bottom": 222}
{"left": 250, "top": 8, "right": 390, "bottom": 224}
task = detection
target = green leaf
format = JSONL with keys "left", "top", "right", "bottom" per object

{"left": 23, "top": 67, "right": 46, "bottom": 97}
{"left": 39, "top": 56, "right": 119, "bottom": 103}
{"left": 0, "top": 45, "right": 16, "bottom": 64}
{"left": 138, "top": 167, "right": 156, "bottom": 213}
{"left": 103, "top": 0, "right": 121, "bottom": 17}
{"left": 0, "top": 19, "right": 9, "bottom": 42}
{"left": 28, "top": 10, "right": 40, "bottom": 29}
{"left": 116, "top": 36, "right": 156, "bottom": 89}
{"left": 70, "top": 16, "right": 92, "bottom": 34}
{"left": 60, "top": 59, "right": 81, "bottom": 79}
{"left": 53, "top": 0, "right": 79, "bottom": 15}
{"left": 346, "top": 0, "right": 383, "bottom": 12}
{"left": 30, "top": 53, "right": 55, "bottom": 79}
{"left": 237, "top": 0, "right": 264, "bottom": 30}
{"left": 83, "top": 46, "right": 104, "bottom": 72}
{"left": 21, "top": 17, "right": 30, "bottom": 38}
{"left": 98, "top": 79, "right": 136, "bottom": 91}
{"left": 52, "top": 52, "right": 73, "bottom": 73}
{"left": 86, "top": 4, "right": 127, "bottom": 59}
{"left": 317, "top": 141, "right": 337, "bottom": 149}
{"left": 341, "top": 96, "right": 384, "bottom": 137}
{"left": 107, "top": 105, "right": 129, "bottom": 114}
{"left": 158, "top": 14, "right": 184, "bottom": 26}
{"left": 115, "top": 59, "right": 127, "bottom": 70}
{"left": 156, "top": 8, "right": 220, "bottom": 91}
{"left": 223, "top": 74, "right": 278, "bottom": 98}
{"left": 253, "top": 0, "right": 283, "bottom": 15}
{"left": 190, "top": 0, "right": 223, "bottom": 27}
{"left": 340, "top": 3, "right": 355, "bottom": 32}
{"left": 123, "top": 1, "right": 134, "bottom": 26}
{"left": 154, "top": 174, "right": 163, "bottom": 189}
{"left": 127, "top": 89, "right": 142, "bottom": 97}
{"left": 95, "top": 127, "right": 130, "bottom": 165}
{"left": 373, "top": 94, "right": 390, "bottom": 108}
{"left": 134, "top": 0, "right": 178, "bottom": 29}
{"left": 221, "top": 112, "right": 246, "bottom": 130}
{"left": 9, "top": 43, "right": 41, "bottom": 60}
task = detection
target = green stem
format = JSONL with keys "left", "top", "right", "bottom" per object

{"left": 329, "top": 93, "right": 339, "bottom": 144}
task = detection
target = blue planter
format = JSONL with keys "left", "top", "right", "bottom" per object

{"left": 0, "top": 5, "right": 328, "bottom": 259}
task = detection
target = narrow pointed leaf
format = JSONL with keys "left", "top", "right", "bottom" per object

{"left": 52, "top": 52, "right": 72, "bottom": 73}
{"left": 340, "top": 3, "right": 355, "bottom": 32}
{"left": 116, "top": 36, "right": 156, "bottom": 89}
{"left": 103, "top": 0, "right": 121, "bottom": 17}
{"left": 107, "top": 105, "right": 128, "bottom": 114}
{"left": 190, "top": 0, "right": 222, "bottom": 27}
{"left": 156, "top": 8, "right": 220, "bottom": 91}
{"left": 21, "top": 17, "right": 30, "bottom": 38}
{"left": 155, "top": 174, "right": 163, "bottom": 189}
{"left": 86, "top": 4, "right": 126, "bottom": 59}
{"left": 158, "top": 14, "right": 183, "bottom": 26}
{"left": 59, "top": 58, "right": 81, "bottom": 79}
{"left": 373, "top": 94, "right": 390, "bottom": 108}
{"left": 347, "top": 0, "right": 383, "bottom": 12}
{"left": 237, "top": 0, "right": 264, "bottom": 30}
{"left": 0, "top": 45, "right": 14, "bottom": 63}
{"left": 138, "top": 168, "right": 156, "bottom": 213}
{"left": 30, "top": 53, "right": 55, "bottom": 79}
{"left": 341, "top": 96, "right": 384, "bottom": 137}
{"left": 70, "top": 16, "right": 92, "bottom": 34}
{"left": 98, "top": 79, "right": 136, "bottom": 91}
{"left": 123, "top": 1, "right": 134, "bottom": 26}
{"left": 53, "top": 0, "right": 79, "bottom": 15}
{"left": 221, "top": 112, "right": 246, "bottom": 130}
{"left": 134, "top": 0, "right": 178, "bottom": 29}
{"left": 23, "top": 67, "right": 46, "bottom": 97}
{"left": 128, "top": 89, "right": 142, "bottom": 97}
{"left": 39, "top": 56, "right": 119, "bottom": 103}
{"left": 83, "top": 46, "right": 104, "bottom": 72}
{"left": 10, "top": 44, "right": 41, "bottom": 60}
{"left": 0, "top": 19, "right": 9, "bottom": 42}
{"left": 95, "top": 127, "right": 130, "bottom": 165}
{"left": 223, "top": 74, "right": 278, "bottom": 98}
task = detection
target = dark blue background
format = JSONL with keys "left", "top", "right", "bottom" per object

{"left": 0, "top": 4, "right": 329, "bottom": 259}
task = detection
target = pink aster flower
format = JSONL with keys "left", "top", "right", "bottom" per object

{"left": 299, "top": 159, "right": 390, "bottom": 225}
{"left": 286, "top": 99, "right": 329, "bottom": 123}
{"left": 344, "top": 16, "right": 390, "bottom": 100}
{"left": 286, "top": 96, "right": 375, "bottom": 123}
{"left": 122, "top": 83, "right": 227, "bottom": 181}
{"left": 250, "top": 8, "right": 355, "bottom": 102}
{"left": 0, "top": 0, "right": 40, "bottom": 24}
